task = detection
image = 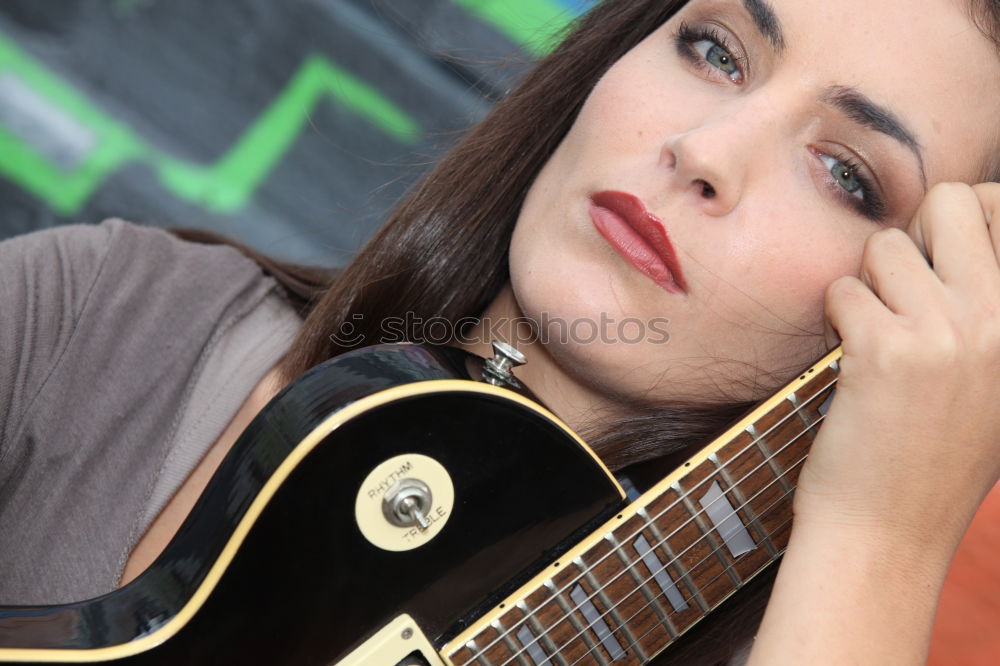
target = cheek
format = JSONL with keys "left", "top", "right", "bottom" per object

{"left": 508, "top": 212, "right": 607, "bottom": 327}
{"left": 723, "top": 210, "right": 868, "bottom": 334}
{"left": 574, "top": 33, "right": 706, "bottom": 152}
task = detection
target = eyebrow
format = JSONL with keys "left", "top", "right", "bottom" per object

{"left": 740, "top": 0, "right": 928, "bottom": 190}
{"left": 820, "top": 86, "right": 928, "bottom": 189}
{"left": 742, "top": 0, "right": 785, "bottom": 53}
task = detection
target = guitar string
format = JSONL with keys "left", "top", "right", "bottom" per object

{"left": 550, "top": 442, "right": 808, "bottom": 666}
{"left": 459, "top": 375, "right": 834, "bottom": 665}
{"left": 501, "top": 450, "right": 806, "bottom": 666}
{"left": 566, "top": 512, "right": 800, "bottom": 666}
{"left": 460, "top": 374, "right": 834, "bottom": 665}
{"left": 459, "top": 373, "right": 836, "bottom": 665}
{"left": 561, "top": 468, "right": 804, "bottom": 666}
{"left": 498, "top": 432, "right": 813, "bottom": 666}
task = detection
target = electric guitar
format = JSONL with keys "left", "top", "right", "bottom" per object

{"left": 0, "top": 342, "right": 840, "bottom": 665}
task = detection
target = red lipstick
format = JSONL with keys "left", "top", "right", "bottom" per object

{"left": 588, "top": 190, "right": 688, "bottom": 294}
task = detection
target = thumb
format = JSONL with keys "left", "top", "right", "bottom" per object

{"left": 823, "top": 315, "right": 841, "bottom": 351}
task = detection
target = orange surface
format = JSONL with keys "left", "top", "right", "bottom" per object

{"left": 928, "top": 484, "right": 1000, "bottom": 665}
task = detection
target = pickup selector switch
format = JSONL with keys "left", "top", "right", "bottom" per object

{"left": 356, "top": 454, "right": 454, "bottom": 551}
{"left": 382, "top": 478, "right": 433, "bottom": 529}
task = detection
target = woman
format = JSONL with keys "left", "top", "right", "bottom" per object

{"left": 1, "top": 0, "right": 999, "bottom": 663}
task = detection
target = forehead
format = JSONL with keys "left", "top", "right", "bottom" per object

{"left": 680, "top": 0, "right": 1000, "bottom": 184}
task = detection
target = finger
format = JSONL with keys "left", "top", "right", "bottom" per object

{"left": 824, "top": 275, "right": 890, "bottom": 351}
{"left": 973, "top": 181, "right": 1000, "bottom": 220}
{"left": 909, "top": 183, "right": 998, "bottom": 289}
{"left": 858, "top": 227, "right": 942, "bottom": 316}
{"left": 973, "top": 182, "right": 1000, "bottom": 269}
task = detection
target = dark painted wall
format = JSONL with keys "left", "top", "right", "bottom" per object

{"left": 0, "top": 0, "right": 593, "bottom": 264}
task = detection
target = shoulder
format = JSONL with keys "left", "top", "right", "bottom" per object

{"left": 0, "top": 219, "right": 120, "bottom": 325}
{"left": 2, "top": 218, "right": 268, "bottom": 315}
{"left": 4, "top": 217, "right": 268, "bottom": 288}
{"left": 0, "top": 218, "right": 291, "bottom": 440}
{"left": 0, "top": 217, "right": 263, "bottom": 266}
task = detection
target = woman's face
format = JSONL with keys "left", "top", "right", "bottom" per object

{"left": 508, "top": 0, "right": 1000, "bottom": 411}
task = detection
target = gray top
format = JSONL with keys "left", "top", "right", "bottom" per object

{"left": 0, "top": 219, "right": 302, "bottom": 605}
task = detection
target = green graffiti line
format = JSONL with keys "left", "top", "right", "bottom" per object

{"left": 451, "top": 0, "right": 576, "bottom": 55}
{"left": 157, "top": 55, "right": 420, "bottom": 213}
{"left": 0, "top": 35, "right": 420, "bottom": 216}
{"left": 0, "top": 2, "right": 574, "bottom": 217}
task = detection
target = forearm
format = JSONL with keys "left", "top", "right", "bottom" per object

{"left": 746, "top": 519, "right": 955, "bottom": 665}
{"left": 742, "top": 184, "right": 1000, "bottom": 664}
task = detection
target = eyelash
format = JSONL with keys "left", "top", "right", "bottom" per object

{"left": 674, "top": 21, "right": 747, "bottom": 83}
{"left": 671, "top": 21, "right": 888, "bottom": 223}
{"left": 816, "top": 149, "right": 887, "bottom": 221}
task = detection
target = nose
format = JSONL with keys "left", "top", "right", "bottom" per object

{"left": 659, "top": 112, "right": 768, "bottom": 217}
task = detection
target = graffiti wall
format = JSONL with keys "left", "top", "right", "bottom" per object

{"left": 0, "top": 0, "right": 593, "bottom": 263}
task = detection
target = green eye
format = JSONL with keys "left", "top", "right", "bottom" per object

{"left": 693, "top": 39, "right": 741, "bottom": 82}
{"left": 818, "top": 153, "right": 864, "bottom": 198}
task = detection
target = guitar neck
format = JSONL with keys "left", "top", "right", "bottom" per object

{"left": 445, "top": 348, "right": 842, "bottom": 665}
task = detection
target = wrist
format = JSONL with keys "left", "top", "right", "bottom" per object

{"left": 784, "top": 510, "right": 959, "bottom": 624}
{"left": 791, "top": 476, "right": 972, "bottom": 572}
{"left": 747, "top": 517, "right": 955, "bottom": 665}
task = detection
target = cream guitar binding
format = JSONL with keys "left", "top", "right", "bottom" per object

{"left": 0, "top": 343, "right": 840, "bottom": 665}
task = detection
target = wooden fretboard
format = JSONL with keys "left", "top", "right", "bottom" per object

{"left": 445, "top": 348, "right": 842, "bottom": 666}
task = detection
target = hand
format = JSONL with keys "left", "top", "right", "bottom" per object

{"left": 797, "top": 182, "right": 1000, "bottom": 557}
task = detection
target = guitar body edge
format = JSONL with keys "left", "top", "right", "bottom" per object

{"left": 0, "top": 344, "right": 625, "bottom": 665}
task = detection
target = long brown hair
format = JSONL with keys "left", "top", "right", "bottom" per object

{"left": 167, "top": 0, "right": 765, "bottom": 470}
{"left": 277, "top": 0, "right": 760, "bottom": 469}
{"left": 167, "top": 2, "right": 769, "bottom": 662}
{"left": 167, "top": 1, "right": 1000, "bottom": 663}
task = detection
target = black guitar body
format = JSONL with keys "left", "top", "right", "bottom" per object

{"left": 0, "top": 344, "right": 624, "bottom": 665}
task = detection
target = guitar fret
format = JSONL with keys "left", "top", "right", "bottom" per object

{"left": 630, "top": 533, "right": 689, "bottom": 615}
{"left": 708, "top": 452, "right": 777, "bottom": 557}
{"left": 748, "top": 423, "right": 795, "bottom": 494}
{"left": 513, "top": 624, "right": 551, "bottom": 666}
{"left": 544, "top": 579, "right": 610, "bottom": 666}
{"left": 494, "top": 619, "right": 532, "bottom": 666}
{"left": 672, "top": 481, "right": 742, "bottom": 587}
{"left": 698, "top": 479, "right": 757, "bottom": 561}
{"left": 569, "top": 578, "right": 629, "bottom": 663}
{"left": 605, "top": 532, "right": 679, "bottom": 639}
{"left": 787, "top": 391, "right": 818, "bottom": 429}
{"left": 736, "top": 398, "right": 807, "bottom": 556}
{"left": 443, "top": 351, "right": 845, "bottom": 666}
{"left": 712, "top": 436, "right": 790, "bottom": 581}
{"left": 578, "top": 556, "right": 645, "bottom": 661}
{"left": 580, "top": 521, "right": 672, "bottom": 660}
{"left": 519, "top": 600, "right": 569, "bottom": 666}
{"left": 751, "top": 395, "right": 814, "bottom": 494}
{"left": 637, "top": 507, "right": 709, "bottom": 614}
{"left": 465, "top": 638, "right": 494, "bottom": 666}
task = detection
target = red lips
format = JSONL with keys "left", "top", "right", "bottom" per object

{"left": 588, "top": 190, "right": 688, "bottom": 294}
